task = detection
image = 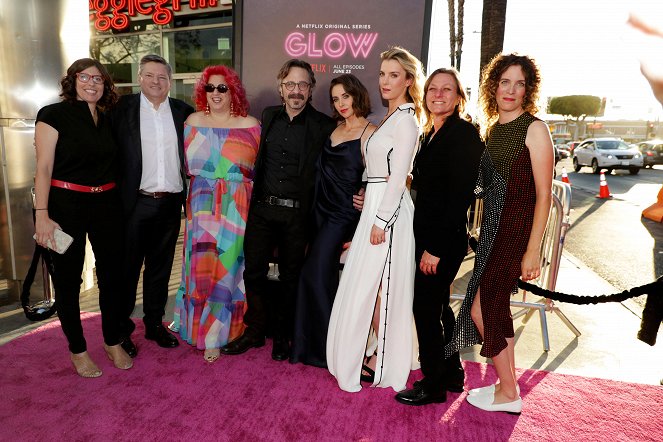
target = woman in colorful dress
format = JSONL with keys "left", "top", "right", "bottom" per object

{"left": 290, "top": 74, "right": 374, "bottom": 368}
{"left": 171, "top": 65, "right": 260, "bottom": 362}
{"left": 327, "top": 47, "right": 424, "bottom": 393}
{"left": 447, "top": 53, "right": 553, "bottom": 414}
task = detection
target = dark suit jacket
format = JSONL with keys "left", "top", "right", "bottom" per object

{"left": 411, "top": 113, "right": 484, "bottom": 259}
{"left": 110, "top": 93, "right": 195, "bottom": 215}
{"left": 252, "top": 104, "right": 336, "bottom": 214}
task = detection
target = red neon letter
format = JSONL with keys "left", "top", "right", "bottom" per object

{"left": 134, "top": 0, "right": 153, "bottom": 15}
{"left": 92, "top": 0, "right": 111, "bottom": 31}
{"left": 190, "top": 0, "right": 218, "bottom": 8}
{"left": 152, "top": 0, "right": 172, "bottom": 25}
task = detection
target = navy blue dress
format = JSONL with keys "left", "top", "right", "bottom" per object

{"left": 290, "top": 134, "right": 365, "bottom": 367}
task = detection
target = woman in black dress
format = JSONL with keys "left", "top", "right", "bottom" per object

{"left": 290, "top": 74, "right": 375, "bottom": 367}
{"left": 395, "top": 68, "right": 484, "bottom": 405}
{"left": 34, "top": 58, "right": 131, "bottom": 377}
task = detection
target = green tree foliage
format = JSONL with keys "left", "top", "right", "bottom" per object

{"left": 548, "top": 95, "right": 602, "bottom": 139}
{"left": 548, "top": 95, "right": 601, "bottom": 120}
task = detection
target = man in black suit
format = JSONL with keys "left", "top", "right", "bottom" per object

{"left": 111, "top": 55, "right": 194, "bottom": 356}
{"left": 220, "top": 59, "right": 337, "bottom": 361}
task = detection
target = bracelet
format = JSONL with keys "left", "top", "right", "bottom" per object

{"left": 35, "top": 208, "right": 48, "bottom": 210}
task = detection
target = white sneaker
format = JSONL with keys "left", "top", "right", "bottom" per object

{"left": 468, "top": 383, "right": 520, "bottom": 396}
{"left": 466, "top": 392, "right": 522, "bottom": 415}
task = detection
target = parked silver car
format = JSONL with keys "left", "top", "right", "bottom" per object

{"left": 572, "top": 138, "right": 643, "bottom": 175}
{"left": 636, "top": 140, "right": 663, "bottom": 168}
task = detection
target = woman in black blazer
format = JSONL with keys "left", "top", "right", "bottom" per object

{"left": 396, "top": 68, "right": 484, "bottom": 406}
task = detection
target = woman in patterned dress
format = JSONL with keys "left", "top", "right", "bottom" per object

{"left": 327, "top": 47, "right": 425, "bottom": 393}
{"left": 448, "top": 54, "right": 553, "bottom": 414}
{"left": 171, "top": 65, "right": 260, "bottom": 362}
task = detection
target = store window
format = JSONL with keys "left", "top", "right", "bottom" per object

{"left": 91, "top": 33, "right": 161, "bottom": 84}
{"left": 89, "top": 5, "right": 233, "bottom": 106}
{"left": 167, "top": 27, "right": 233, "bottom": 74}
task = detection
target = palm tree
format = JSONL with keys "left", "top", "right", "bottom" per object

{"left": 456, "top": 0, "right": 464, "bottom": 70}
{"left": 447, "top": 0, "right": 466, "bottom": 70}
{"left": 448, "top": 0, "right": 456, "bottom": 67}
{"left": 479, "top": 0, "right": 507, "bottom": 76}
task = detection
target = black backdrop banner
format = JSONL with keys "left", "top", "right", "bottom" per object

{"left": 236, "top": 0, "right": 432, "bottom": 121}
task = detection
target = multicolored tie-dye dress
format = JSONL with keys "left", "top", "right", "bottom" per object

{"left": 173, "top": 124, "right": 260, "bottom": 350}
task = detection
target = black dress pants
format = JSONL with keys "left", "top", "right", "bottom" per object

{"left": 49, "top": 187, "right": 124, "bottom": 354}
{"left": 413, "top": 240, "right": 466, "bottom": 390}
{"left": 243, "top": 202, "right": 309, "bottom": 340}
{"left": 122, "top": 193, "right": 182, "bottom": 333}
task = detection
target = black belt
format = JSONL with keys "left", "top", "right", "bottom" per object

{"left": 261, "top": 195, "right": 300, "bottom": 209}
{"left": 138, "top": 190, "right": 178, "bottom": 199}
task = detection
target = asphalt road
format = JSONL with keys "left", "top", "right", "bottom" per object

{"left": 555, "top": 157, "right": 663, "bottom": 295}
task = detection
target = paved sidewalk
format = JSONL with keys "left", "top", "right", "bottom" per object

{"left": 1, "top": 236, "right": 661, "bottom": 386}
{"left": 455, "top": 250, "right": 663, "bottom": 386}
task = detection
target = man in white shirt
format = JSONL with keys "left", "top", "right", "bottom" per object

{"left": 111, "top": 55, "right": 194, "bottom": 355}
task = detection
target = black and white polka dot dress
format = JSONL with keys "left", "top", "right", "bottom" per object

{"left": 446, "top": 112, "right": 538, "bottom": 358}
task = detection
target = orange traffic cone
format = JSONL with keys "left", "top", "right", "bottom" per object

{"left": 560, "top": 167, "right": 571, "bottom": 184}
{"left": 596, "top": 170, "right": 612, "bottom": 199}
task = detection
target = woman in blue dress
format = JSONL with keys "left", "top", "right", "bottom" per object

{"left": 290, "top": 74, "right": 375, "bottom": 367}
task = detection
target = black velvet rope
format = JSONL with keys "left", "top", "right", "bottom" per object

{"left": 517, "top": 276, "right": 663, "bottom": 304}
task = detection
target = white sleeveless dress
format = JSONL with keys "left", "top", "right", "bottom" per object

{"left": 327, "top": 103, "right": 418, "bottom": 392}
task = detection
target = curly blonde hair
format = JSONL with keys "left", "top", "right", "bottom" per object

{"left": 380, "top": 46, "right": 425, "bottom": 125}
{"left": 478, "top": 53, "right": 541, "bottom": 139}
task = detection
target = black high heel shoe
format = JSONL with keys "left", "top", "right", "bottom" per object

{"left": 361, "top": 364, "right": 375, "bottom": 383}
{"left": 360, "top": 354, "right": 375, "bottom": 383}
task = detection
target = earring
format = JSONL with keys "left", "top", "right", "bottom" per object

{"left": 205, "top": 102, "right": 210, "bottom": 115}
{"left": 230, "top": 102, "right": 235, "bottom": 116}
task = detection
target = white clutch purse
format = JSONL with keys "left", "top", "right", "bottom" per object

{"left": 33, "top": 228, "right": 73, "bottom": 254}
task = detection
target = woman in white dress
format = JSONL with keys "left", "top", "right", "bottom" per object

{"left": 327, "top": 47, "right": 425, "bottom": 393}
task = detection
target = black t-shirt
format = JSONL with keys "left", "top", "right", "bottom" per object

{"left": 36, "top": 100, "right": 117, "bottom": 186}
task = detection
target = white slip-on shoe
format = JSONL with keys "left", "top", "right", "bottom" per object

{"left": 466, "top": 391, "right": 522, "bottom": 415}
{"left": 468, "top": 383, "right": 520, "bottom": 396}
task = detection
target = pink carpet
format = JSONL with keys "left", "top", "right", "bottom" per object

{"left": 0, "top": 313, "right": 661, "bottom": 442}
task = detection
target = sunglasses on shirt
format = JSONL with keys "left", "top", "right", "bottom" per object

{"left": 204, "top": 83, "right": 229, "bottom": 93}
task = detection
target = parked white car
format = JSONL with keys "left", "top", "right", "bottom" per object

{"left": 572, "top": 138, "right": 643, "bottom": 175}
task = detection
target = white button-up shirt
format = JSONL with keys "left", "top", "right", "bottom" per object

{"left": 139, "top": 93, "right": 182, "bottom": 193}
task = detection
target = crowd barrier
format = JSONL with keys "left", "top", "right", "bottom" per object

{"left": 451, "top": 180, "right": 581, "bottom": 351}
{"left": 266, "top": 181, "right": 581, "bottom": 351}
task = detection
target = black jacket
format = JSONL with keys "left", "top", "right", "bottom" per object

{"left": 411, "top": 113, "right": 484, "bottom": 258}
{"left": 110, "top": 93, "right": 194, "bottom": 215}
{"left": 252, "top": 104, "right": 336, "bottom": 213}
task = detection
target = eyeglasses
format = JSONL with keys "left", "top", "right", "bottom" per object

{"left": 281, "top": 81, "right": 311, "bottom": 91}
{"left": 76, "top": 73, "right": 104, "bottom": 85}
{"left": 204, "top": 83, "right": 229, "bottom": 93}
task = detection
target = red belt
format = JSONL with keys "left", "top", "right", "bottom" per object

{"left": 51, "top": 179, "right": 116, "bottom": 193}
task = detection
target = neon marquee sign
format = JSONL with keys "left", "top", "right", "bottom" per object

{"left": 284, "top": 32, "right": 378, "bottom": 58}
{"left": 89, "top": 0, "right": 218, "bottom": 32}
